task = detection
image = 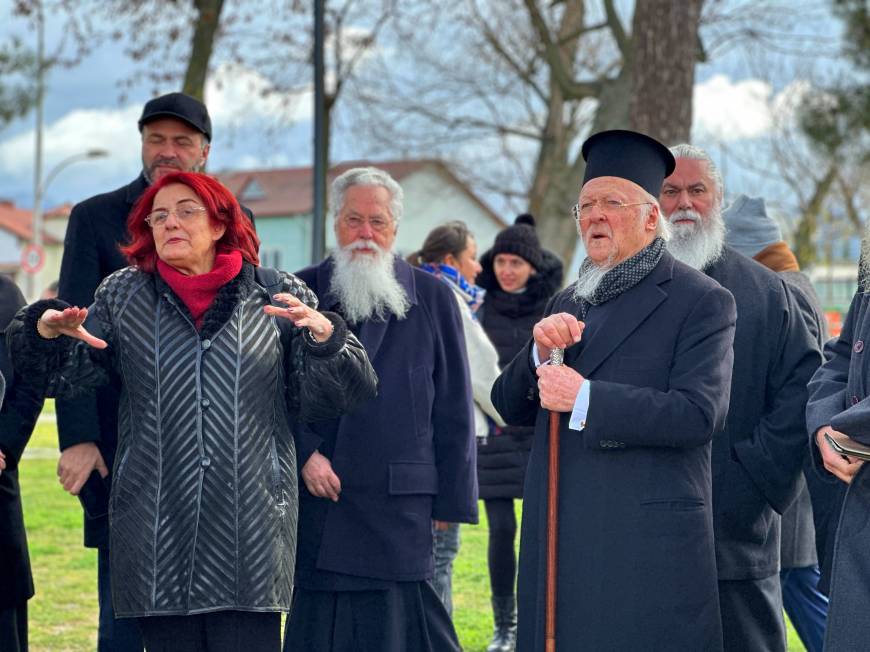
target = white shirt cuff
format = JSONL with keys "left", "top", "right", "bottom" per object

{"left": 569, "top": 380, "right": 591, "bottom": 431}
{"left": 531, "top": 344, "right": 544, "bottom": 368}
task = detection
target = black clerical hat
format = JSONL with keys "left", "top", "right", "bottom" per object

{"left": 581, "top": 129, "right": 675, "bottom": 196}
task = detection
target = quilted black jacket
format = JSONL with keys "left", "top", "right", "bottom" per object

{"left": 7, "top": 262, "right": 376, "bottom": 617}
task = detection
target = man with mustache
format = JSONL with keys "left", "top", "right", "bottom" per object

{"left": 284, "top": 167, "right": 477, "bottom": 651}
{"left": 492, "top": 130, "right": 737, "bottom": 651}
{"left": 55, "top": 92, "right": 252, "bottom": 652}
{"left": 661, "top": 145, "right": 822, "bottom": 652}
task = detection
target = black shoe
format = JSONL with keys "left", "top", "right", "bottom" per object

{"left": 487, "top": 594, "right": 517, "bottom": 652}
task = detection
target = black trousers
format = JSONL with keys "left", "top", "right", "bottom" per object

{"left": 719, "top": 575, "right": 786, "bottom": 652}
{"left": 0, "top": 601, "right": 27, "bottom": 652}
{"left": 137, "top": 611, "right": 281, "bottom": 652}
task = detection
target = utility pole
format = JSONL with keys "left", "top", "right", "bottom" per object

{"left": 311, "top": 0, "right": 326, "bottom": 264}
{"left": 29, "top": 0, "right": 45, "bottom": 300}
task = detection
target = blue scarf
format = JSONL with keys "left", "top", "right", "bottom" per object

{"left": 421, "top": 263, "right": 486, "bottom": 315}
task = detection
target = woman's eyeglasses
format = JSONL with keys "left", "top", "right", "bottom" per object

{"left": 145, "top": 205, "right": 208, "bottom": 228}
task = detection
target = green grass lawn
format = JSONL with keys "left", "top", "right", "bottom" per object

{"left": 18, "top": 404, "right": 807, "bottom": 651}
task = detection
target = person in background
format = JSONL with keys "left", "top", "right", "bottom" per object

{"left": 723, "top": 194, "right": 833, "bottom": 652}
{"left": 8, "top": 172, "right": 375, "bottom": 652}
{"left": 407, "top": 220, "right": 505, "bottom": 618}
{"left": 474, "top": 213, "right": 562, "bottom": 652}
{"left": 661, "top": 146, "right": 822, "bottom": 652}
{"left": 285, "top": 167, "right": 477, "bottom": 652}
{"left": 0, "top": 276, "right": 44, "bottom": 652}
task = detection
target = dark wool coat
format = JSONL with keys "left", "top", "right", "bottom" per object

{"left": 293, "top": 256, "right": 478, "bottom": 585}
{"left": 778, "top": 270, "right": 833, "bottom": 572}
{"left": 0, "top": 277, "right": 43, "bottom": 609}
{"left": 475, "top": 248, "right": 562, "bottom": 500}
{"left": 492, "top": 252, "right": 736, "bottom": 652}
{"left": 806, "top": 283, "right": 870, "bottom": 650}
{"left": 56, "top": 175, "right": 255, "bottom": 548}
{"left": 7, "top": 263, "right": 376, "bottom": 617}
{"left": 705, "top": 248, "right": 822, "bottom": 582}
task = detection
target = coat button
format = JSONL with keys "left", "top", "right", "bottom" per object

{"left": 853, "top": 395, "right": 861, "bottom": 406}
{"left": 599, "top": 440, "right": 607, "bottom": 448}
{"left": 855, "top": 340, "right": 864, "bottom": 353}
{"left": 201, "top": 457, "right": 211, "bottom": 468}
{"left": 202, "top": 339, "right": 211, "bottom": 350}
{"left": 201, "top": 398, "right": 211, "bottom": 408}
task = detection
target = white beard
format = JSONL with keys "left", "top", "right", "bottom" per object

{"left": 571, "top": 261, "right": 613, "bottom": 303}
{"left": 665, "top": 207, "right": 726, "bottom": 271}
{"left": 329, "top": 241, "right": 410, "bottom": 323}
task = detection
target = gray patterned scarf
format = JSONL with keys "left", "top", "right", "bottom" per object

{"left": 574, "top": 237, "right": 665, "bottom": 318}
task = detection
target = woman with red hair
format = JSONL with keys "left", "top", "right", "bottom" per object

{"left": 7, "top": 172, "right": 377, "bottom": 651}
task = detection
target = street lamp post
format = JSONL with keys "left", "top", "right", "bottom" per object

{"left": 28, "top": 149, "right": 109, "bottom": 298}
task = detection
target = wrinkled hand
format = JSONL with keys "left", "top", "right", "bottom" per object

{"left": 533, "top": 313, "right": 584, "bottom": 362}
{"left": 58, "top": 442, "right": 108, "bottom": 495}
{"left": 816, "top": 426, "right": 865, "bottom": 484}
{"left": 301, "top": 450, "right": 341, "bottom": 501}
{"left": 38, "top": 307, "right": 108, "bottom": 349}
{"left": 537, "top": 364, "right": 585, "bottom": 412}
{"left": 0, "top": 449, "right": 5, "bottom": 476}
{"left": 264, "top": 293, "right": 334, "bottom": 343}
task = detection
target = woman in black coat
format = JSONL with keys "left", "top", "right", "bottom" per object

{"left": 475, "top": 214, "right": 562, "bottom": 652}
{"left": 0, "top": 276, "right": 44, "bottom": 652}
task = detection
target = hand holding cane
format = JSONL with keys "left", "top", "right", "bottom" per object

{"left": 546, "top": 347, "right": 564, "bottom": 652}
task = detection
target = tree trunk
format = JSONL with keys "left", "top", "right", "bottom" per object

{"left": 628, "top": 0, "right": 703, "bottom": 145}
{"left": 182, "top": 0, "right": 225, "bottom": 101}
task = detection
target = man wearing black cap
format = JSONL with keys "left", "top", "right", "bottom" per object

{"left": 660, "top": 144, "right": 822, "bottom": 652}
{"left": 55, "top": 92, "right": 222, "bottom": 652}
{"left": 492, "top": 129, "right": 737, "bottom": 651}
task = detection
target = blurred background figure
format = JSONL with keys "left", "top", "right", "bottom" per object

{"left": 474, "top": 214, "right": 562, "bottom": 652}
{"left": 407, "top": 220, "right": 505, "bottom": 617}
{"left": 0, "top": 275, "right": 45, "bottom": 652}
{"left": 39, "top": 280, "right": 58, "bottom": 301}
{"left": 723, "top": 194, "right": 833, "bottom": 652}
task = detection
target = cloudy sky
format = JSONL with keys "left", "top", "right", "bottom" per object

{"left": 0, "top": 1, "right": 845, "bottom": 222}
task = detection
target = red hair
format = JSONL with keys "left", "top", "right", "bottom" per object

{"left": 122, "top": 171, "right": 260, "bottom": 273}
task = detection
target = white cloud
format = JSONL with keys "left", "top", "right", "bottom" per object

{"left": 692, "top": 74, "right": 774, "bottom": 141}
{"left": 206, "top": 63, "right": 313, "bottom": 126}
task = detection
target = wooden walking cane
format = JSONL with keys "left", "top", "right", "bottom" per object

{"left": 545, "top": 347, "right": 565, "bottom": 652}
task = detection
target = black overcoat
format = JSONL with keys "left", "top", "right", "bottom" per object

{"left": 806, "top": 283, "right": 870, "bottom": 650}
{"left": 492, "top": 252, "right": 736, "bottom": 651}
{"left": 705, "top": 248, "right": 822, "bottom": 581}
{"left": 0, "top": 277, "right": 43, "bottom": 608}
{"left": 293, "top": 256, "right": 478, "bottom": 584}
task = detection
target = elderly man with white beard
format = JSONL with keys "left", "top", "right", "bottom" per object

{"left": 283, "top": 167, "right": 477, "bottom": 652}
{"left": 660, "top": 144, "right": 822, "bottom": 652}
{"left": 493, "top": 130, "right": 737, "bottom": 651}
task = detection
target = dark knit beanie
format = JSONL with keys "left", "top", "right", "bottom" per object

{"left": 491, "top": 214, "right": 543, "bottom": 270}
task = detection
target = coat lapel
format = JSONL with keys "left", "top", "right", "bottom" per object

{"left": 572, "top": 254, "right": 674, "bottom": 377}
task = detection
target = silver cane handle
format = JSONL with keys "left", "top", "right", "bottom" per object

{"left": 549, "top": 348, "right": 564, "bottom": 367}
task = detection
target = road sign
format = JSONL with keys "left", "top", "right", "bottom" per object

{"left": 21, "top": 243, "right": 45, "bottom": 274}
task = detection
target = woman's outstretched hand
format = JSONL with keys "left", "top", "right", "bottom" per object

{"left": 38, "top": 307, "right": 108, "bottom": 349}
{"left": 264, "top": 293, "right": 334, "bottom": 343}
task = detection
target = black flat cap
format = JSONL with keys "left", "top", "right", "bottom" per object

{"left": 581, "top": 129, "right": 675, "bottom": 197}
{"left": 138, "top": 92, "right": 212, "bottom": 142}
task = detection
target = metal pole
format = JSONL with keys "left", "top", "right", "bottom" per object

{"left": 311, "top": 0, "right": 326, "bottom": 264}
{"left": 30, "top": 1, "right": 45, "bottom": 299}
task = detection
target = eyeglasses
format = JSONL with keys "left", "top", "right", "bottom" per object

{"left": 341, "top": 214, "right": 393, "bottom": 232}
{"left": 572, "top": 199, "right": 653, "bottom": 221}
{"left": 145, "top": 204, "right": 208, "bottom": 228}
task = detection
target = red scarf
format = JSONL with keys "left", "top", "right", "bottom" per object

{"left": 157, "top": 250, "right": 243, "bottom": 329}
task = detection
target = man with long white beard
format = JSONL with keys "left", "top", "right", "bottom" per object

{"left": 661, "top": 145, "right": 822, "bottom": 652}
{"left": 284, "top": 167, "right": 477, "bottom": 652}
{"left": 493, "top": 129, "right": 737, "bottom": 651}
